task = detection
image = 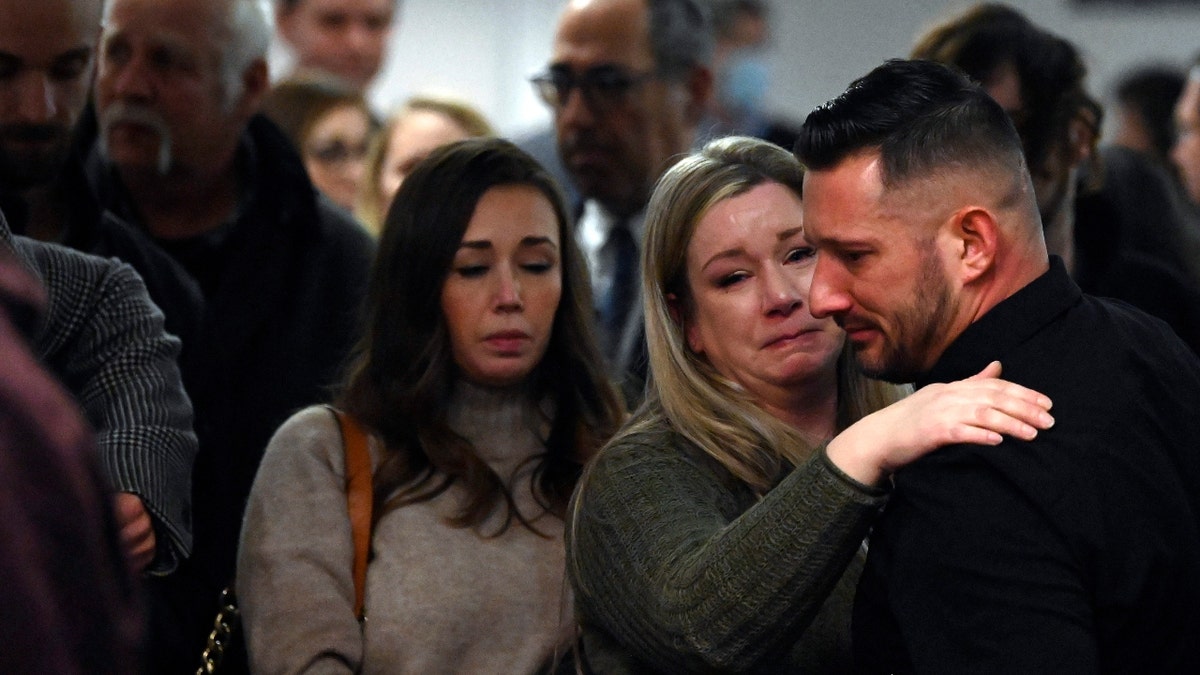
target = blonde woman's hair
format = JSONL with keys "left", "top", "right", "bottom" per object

{"left": 355, "top": 95, "right": 496, "bottom": 234}
{"left": 633, "top": 135, "right": 908, "bottom": 494}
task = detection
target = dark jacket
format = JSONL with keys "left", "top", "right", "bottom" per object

{"left": 854, "top": 258, "right": 1200, "bottom": 674}
{"left": 0, "top": 143, "right": 204, "bottom": 349}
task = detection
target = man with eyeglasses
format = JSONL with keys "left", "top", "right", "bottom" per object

{"left": 534, "top": 0, "right": 714, "bottom": 405}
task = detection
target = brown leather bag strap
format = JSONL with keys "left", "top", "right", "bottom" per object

{"left": 328, "top": 406, "right": 373, "bottom": 621}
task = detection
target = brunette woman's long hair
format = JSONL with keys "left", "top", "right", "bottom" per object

{"left": 337, "top": 137, "right": 624, "bottom": 533}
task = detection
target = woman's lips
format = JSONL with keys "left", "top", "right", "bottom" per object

{"left": 764, "top": 327, "right": 823, "bottom": 349}
{"left": 485, "top": 331, "right": 531, "bottom": 353}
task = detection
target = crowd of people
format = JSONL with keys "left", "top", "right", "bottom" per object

{"left": 1, "top": 0, "right": 1198, "bottom": 673}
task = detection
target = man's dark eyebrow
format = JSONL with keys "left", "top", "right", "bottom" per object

{"left": 54, "top": 47, "right": 95, "bottom": 64}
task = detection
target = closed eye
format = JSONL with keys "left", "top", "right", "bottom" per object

{"left": 521, "top": 262, "right": 554, "bottom": 274}
{"left": 717, "top": 271, "right": 749, "bottom": 288}
{"left": 785, "top": 246, "right": 816, "bottom": 264}
{"left": 455, "top": 265, "right": 488, "bottom": 278}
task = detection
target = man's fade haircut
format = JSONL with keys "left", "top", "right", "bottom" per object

{"left": 648, "top": 0, "right": 714, "bottom": 80}
{"left": 796, "top": 59, "right": 1027, "bottom": 191}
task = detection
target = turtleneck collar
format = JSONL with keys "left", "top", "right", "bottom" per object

{"left": 445, "top": 378, "right": 552, "bottom": 473}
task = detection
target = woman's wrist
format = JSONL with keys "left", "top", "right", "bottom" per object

{"left": 825, "top": 428, "right": 888, "bottom": 488}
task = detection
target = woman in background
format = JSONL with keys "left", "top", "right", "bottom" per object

{"left": 567, "top": 136, "right": 1054, "bottom": 672}
{"left": 356, "top": 96, "right": 495, "bottom": 234}
{"left": 238, "top": 138, "right": 623, "bottom": 673}
{"left": 261, "top": 77, "right": 374, "bottom": 213}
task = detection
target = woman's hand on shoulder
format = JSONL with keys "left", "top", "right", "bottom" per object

{"left": 826, "top": 361, "right": 1053, "bottom": 486}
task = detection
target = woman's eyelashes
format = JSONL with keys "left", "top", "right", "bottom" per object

{"left": 455, "top": 264, "right": 488, "bottom": 278}
{"left": 452, "top": 257, "right": 557, "bottom": 279}
{"left": 716, "top": 271, "right": 750, "bottom": 288}
{"left": 786, "top": 246, "right": 817, "bottom": 264}
{"left": 713, "top": 247, "right": 814, "bottom": 288}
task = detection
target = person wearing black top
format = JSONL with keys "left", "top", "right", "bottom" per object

{"left": 798, "top": 59, "right": 1200, "bottom": 673}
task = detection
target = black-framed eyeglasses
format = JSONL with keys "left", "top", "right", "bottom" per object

{"left": 530, "top": 65, "right": 658, "bottom": 113}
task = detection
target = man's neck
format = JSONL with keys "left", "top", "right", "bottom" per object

{"left": 19, "top": 184, "right": 69, "bottom": 243}
{"left": 1042, "top": 201, "right": 1075, "bottom": 277}
{"left": 118, "top": 161, "right": 240, "bottom": 240}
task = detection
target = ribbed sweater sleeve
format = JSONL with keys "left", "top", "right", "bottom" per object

{"left": 566, "top": 421, "right": 888, "bottom": 672}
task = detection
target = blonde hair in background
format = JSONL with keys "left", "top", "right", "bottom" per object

{"left": 355, "top": 95, "right": 496, "bottom": 235}
{"left": 634, "top": 135, "right": 908, "bottom": 494}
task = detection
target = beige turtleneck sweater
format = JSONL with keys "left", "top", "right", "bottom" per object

{"left": 237, "top": 382, "right": 574, "bottom": 674}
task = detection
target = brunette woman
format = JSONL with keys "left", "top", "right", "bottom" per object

{"left": 238, "top": 138, "right": 623, "bottom": 673}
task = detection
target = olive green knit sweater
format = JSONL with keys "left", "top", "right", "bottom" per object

{"left": 566, "top": 415, "right": 889, "bottom": 673}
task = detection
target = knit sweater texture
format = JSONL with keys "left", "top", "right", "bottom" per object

{"left": 566, "top": 415, "right": 889, "bottom": 673}
{"left": 237, "top": 381, "right": 574, "bottom": 674}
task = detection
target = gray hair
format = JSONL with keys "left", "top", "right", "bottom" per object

{"left": 648, "top": 0, "right": 714, "bottom": 79}
{"left": 219, "top": 0, "right": 273, "bottom": 107}
{"left": 101, "top": 0, "right": 271, "bottom": 110}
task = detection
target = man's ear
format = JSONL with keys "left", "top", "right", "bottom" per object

{"left": 275, "top": 3, "right": 298, "bottom": 46}
{"left": 667, "top": 292, "right": 703, "bottom": 354}
{"left": 1068, "top": 110, "right": 1098, "bottom": 166}
{"left": 952, "top": 206, "right": 999, "bottom": 285}
{"left": 681, "top": 65, "right": 715, "bottom": 127}
{"left": 238, "top": 59, "right": 271, "bottom": 117}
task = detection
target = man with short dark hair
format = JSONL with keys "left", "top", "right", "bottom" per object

{"left": 798, "top": 58, "right": 1200, "bottom": 673}
{"left": 535, "top": 0, "right": 713, "bottom": 403}
{"left": 274, "top": 0, "right": 399, "bottom": 93}
{"left": 88, "top": 0, "right": 375, "bottom": 668}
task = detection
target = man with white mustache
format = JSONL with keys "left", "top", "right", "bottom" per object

{"left": 99, "top": 100, "right": 172, "bottom": 175}
{"left": 84, "top": 0, "right": 375, "bottom": 670}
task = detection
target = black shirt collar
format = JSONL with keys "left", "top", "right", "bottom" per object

{"left": 916, "top": 256, "right": 1080, "bottom": 388}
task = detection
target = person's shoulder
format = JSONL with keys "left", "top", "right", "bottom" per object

{"left": 14, "top": 236, "right": 149, "bottom": 303}
{"left": 1082, "top": 288, "right": 1200, "bottom": 362}
{"left": 260, "top": 405, "right": 345, "bottom": 471}
{"left": 313, "top": 195, "right": 375, "bottom": 252}
{"left": 586, "top": 414, "right": 724, "bottom": 490}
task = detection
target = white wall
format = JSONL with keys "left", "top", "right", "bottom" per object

{"left": 280, "top": 0, "right": 1200, "bottom": 141}
{"left": 766, "top": 0, "right": 1200, "bottom": 141}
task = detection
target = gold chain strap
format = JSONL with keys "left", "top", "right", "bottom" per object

{"left": 196, "top": 587, "right": 240, "bottom": 675}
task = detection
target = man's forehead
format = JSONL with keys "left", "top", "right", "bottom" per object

{"left": 0, "top": 0, "right": 102, "bottom": 52}
{"left": 551, "top": 0, "right": 652, "bottom": 68}
{"left": 302, "top": 0, "right": 395, "bottom": 17}
{"left": 103, "top": 0, "right": 221, "bottom": 48}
